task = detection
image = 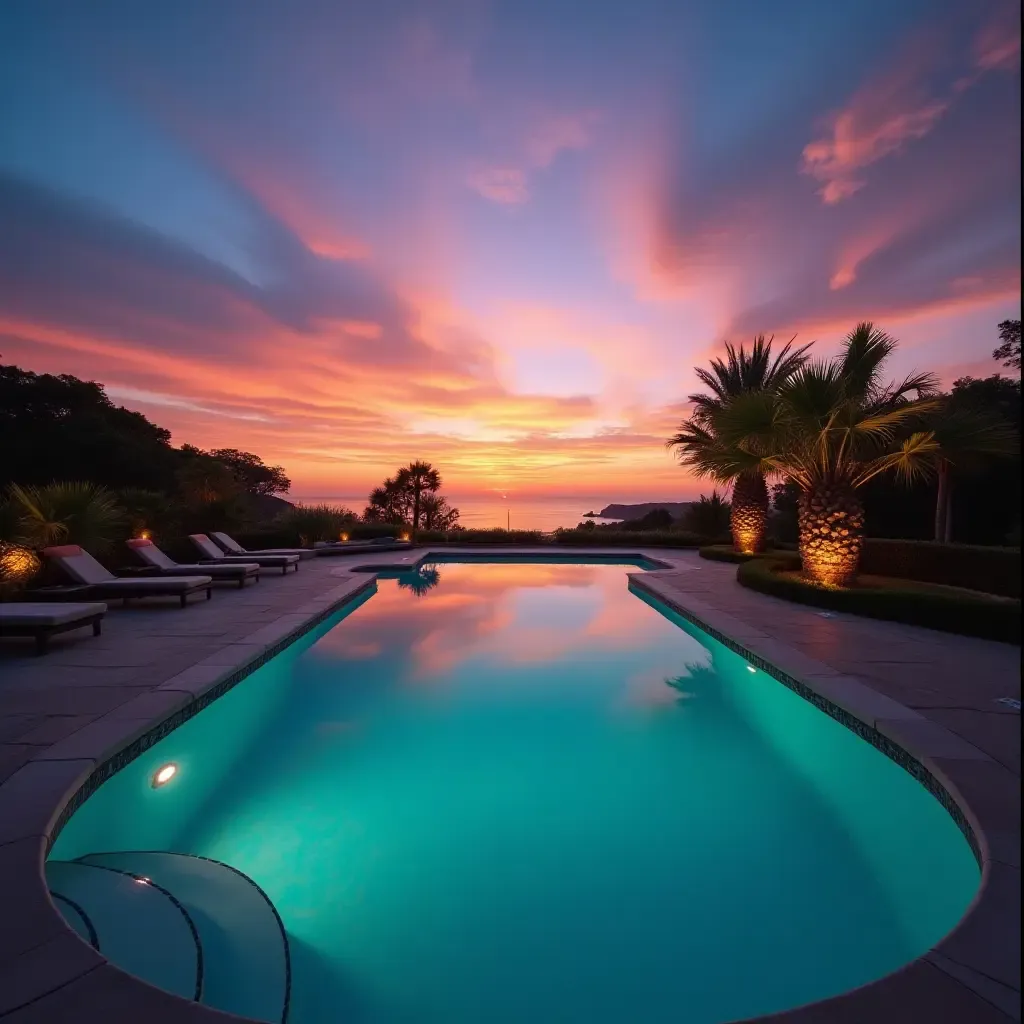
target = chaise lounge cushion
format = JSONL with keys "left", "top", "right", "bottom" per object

{"left": 126, "top": 539, "right": 259, "bottom": 579}
{"left": 0, "top": 602, "right": 107, "bottom": 626}
{"left": 190, "top": 535, "right": 299, "bottom": 568}
{"left": 210, "top": 532, "right": 312, "bottom": 558}
{"left": 43, "top": 546, "right": 212, "bottom": 592}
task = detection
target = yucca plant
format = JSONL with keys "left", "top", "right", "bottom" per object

{"left": 669, "top": 335, "right": 811, "bottom": 553}
{"left": 712, "top": 323, "right": 940, "bottom": 587}
{"left": 8, "top": 481, "right": 127, "bottom": 554}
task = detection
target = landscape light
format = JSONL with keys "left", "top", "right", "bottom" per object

{"left": 138, "top": 529, "right": 151, "bottom": 541}
{"left": 152, "top": 763, "right": 178, "bottom": 787}
{"left": 399, "top": 532, "right": 410, "bottom": 542}
{"left": 340, "top": 532, "right": 349, "bottom": 542}
{"left": 0, "top": 543, "right": 41, "bottom": 584}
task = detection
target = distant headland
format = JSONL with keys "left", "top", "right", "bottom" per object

{"left": 583, "top": 502, "right": 693, "bottom": 521}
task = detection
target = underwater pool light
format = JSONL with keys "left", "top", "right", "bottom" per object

{"left": 152, "top": 763, "right": 178, "bottom": 787}
{"left": 747, "top": 665, "right": 757, "bottom": 673}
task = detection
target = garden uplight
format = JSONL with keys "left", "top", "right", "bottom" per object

{"left": 340, "top": 532, "right": 349, "bottom": 542}
{"left": 0, "top": 543, "right": 41, "bottom": 584}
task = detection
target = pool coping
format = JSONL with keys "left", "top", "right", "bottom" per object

{"left": 0, "top": 553, "right": 1018, "bottom": 1022}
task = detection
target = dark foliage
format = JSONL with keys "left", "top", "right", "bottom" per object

{"left": 993, "top": 319, "right": 1021, "bottom": 370}
{"left": 554, "top": 529, "right": 704, "bottom": 548}
{"left": 1, "top": 363, "right": 178, "bottom": 490}
{"left": 737, "top": 555, "right": 1019, "bottom": 644}
{"left": 859, "top": 539, "right": 1020, "bottom": 598}
{"left": 203, "top": 448, "right": 290, "bottom": 496}
{"left": 620, "top": 508, "right": 675, "bottom": 531}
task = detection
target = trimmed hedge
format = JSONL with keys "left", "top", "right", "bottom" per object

{"left": 698, "top": 544, "right": 760, "bottom": 564}
{"left": 737, "top": 555, "right": 1020, "bottom": 644}
{"left": 859, "top": 539, "right": 1020, "bottom": 598}
{"left": 553, "top": 529, "right": 705, "bottom": 548}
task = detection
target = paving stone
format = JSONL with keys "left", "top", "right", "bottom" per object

{"left": 751, "top": 958, "right": 1016, "bottom": 1022}
{"left": 0, "top": 835, "right": 62, "bottom": 961}
{"left": 0, "top": 759, "right": 94, "bottom": 843}
{"left": 936, "top": 861, "right": 1021, "bottom": 992}
{"left": 11, "top": 716, "right": 100, "bottom": 746}
{"left": 36, "top": 716, "right": 152, "bottom": 763}
{"left": 877, "top": 717, "right": 990, "bottom": 761}
{"left": 0, "top": 930, "right": 103, "bottom": 1016}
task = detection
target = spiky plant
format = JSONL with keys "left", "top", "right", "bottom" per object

{"left": 669, "top": 334, "right": 811, "bottom": 553}
{"left": 681, "top": 490, "right": 732, "bottom": 538}
{"left": 8, "top": 481, "right": 127, "bottom": 553}
{"left": 713, "top": 323, "right": 940, "bottom": 587}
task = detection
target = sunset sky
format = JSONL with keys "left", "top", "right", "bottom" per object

{"left": 0, "top": 0, "right": 1020, "bottom": 501}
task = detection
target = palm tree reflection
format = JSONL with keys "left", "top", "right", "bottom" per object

{"left": 396, "top": 564, "right": 441, "bottom": 597}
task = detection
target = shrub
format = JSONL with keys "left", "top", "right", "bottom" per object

{"left": 620, "top": 508, "right": 675, "bottom": 531}
{"left": 8, "top": 481, "right": 126, "bottom": 553}
{"left": 737, "top": 555, "right": 1020, "bottom": 643}
{"left": 698, "top": 544, "right": 761, "bottom": 563}
{"left": 859, "top": 539, "right": 1020, "bottom": 598}
{"left": 554, "top": 529, "right": 704, "bottom": 548}
{"left": 273, "top": 503, "right": 357, "bottom": 546}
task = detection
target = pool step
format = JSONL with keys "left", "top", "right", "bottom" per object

{"left": 45, "top": 860, "right": 202, "bottom": 1002}
{"left": 47, "top": 851, "right": 290, "bottom": 1023}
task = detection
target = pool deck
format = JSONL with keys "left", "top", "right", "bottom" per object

{"left": 0, "top": 547, "right": 1019, "bottom": 1022}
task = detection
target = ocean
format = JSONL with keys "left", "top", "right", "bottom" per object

{"left": 290, "top": 496, "right": 638, "bottom": 531}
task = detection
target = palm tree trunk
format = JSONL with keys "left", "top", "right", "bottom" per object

{"left": 798, "top": 481, "right": 865, "bottom": 588}
{"left": 943, "top": 474, "right": 954, "bottom": 544}
{"left": 934, "top": 462, "right": 950, "bottom": 543}
{"left": 730, "top": 473, "right": 769, "bottom": 553}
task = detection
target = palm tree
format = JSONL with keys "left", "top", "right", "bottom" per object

{"left": 364, "top": 477, "right": 411, "bottom": 524}
{"left": 668, "top": 334, "right": 811, "bottom": 553}
{"left": 921, "top": 402, "right": 1018, "bottom": 543}
{"left": 396, "top": 461, "right": 441, "bottom": 534}
{"left": 713, "top": 323, "right": 939, "bottom": 587}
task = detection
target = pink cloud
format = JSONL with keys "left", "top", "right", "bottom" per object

{"left": 802, "top": 12, "right": 1020, "bottom": 205}
{"left": 802, "top": 87, "right": 949, "bottom": 205}
{"left": 467, "top": 167, "right": 530, "bottom": 204}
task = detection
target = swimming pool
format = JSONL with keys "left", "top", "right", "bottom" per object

{"left": 48, "top": 560, "right": 978, "bottom": 1023}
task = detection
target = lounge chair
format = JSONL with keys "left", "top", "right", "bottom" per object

{"left": 42, "top": 545, "right": 214, "bottom": 607}
{"left": 126, "top": 539, "right": 260, "bottom": 587}
{"left": 189, "top": 534, "right": 300, "bottom": 573}
{"left": 210, "top": 532, "right": 314, "bottom": 559}
{"left": 0, "top": 602, "right": 107, "bottom": 655}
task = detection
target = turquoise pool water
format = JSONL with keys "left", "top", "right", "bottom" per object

{"left": 51, "top": 561, "right": 978, "bottom": 1023}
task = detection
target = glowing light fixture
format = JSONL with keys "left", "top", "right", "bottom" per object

{"left": 0, "top": 543, "right": 42, "bottom": 584}
{"left": 138, "top": 529, "right": 151, "bottom": 541}
{"left": 399, "top": 532, "right": 410, "bottom": 542}
{"left": 152, "top": 763, "right": 178, "bottom": 788}
{"left": 746, "top": 665, "right": 757, "bottom": 673}
{"left": 340, "top": 532, "right": 349, "bottom": 542}
{"left": 135, "top": 876, "right": 151, "bottom": 885}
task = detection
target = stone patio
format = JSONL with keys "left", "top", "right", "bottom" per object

{"left": 0, "top": 548, "right": 1019, "bottom": 1022}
